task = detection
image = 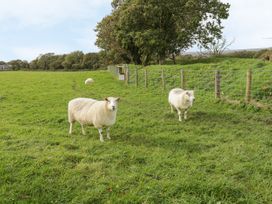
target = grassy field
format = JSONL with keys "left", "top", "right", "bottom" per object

{"left": 0, "top": 61, "right": 272, "bottom": 203}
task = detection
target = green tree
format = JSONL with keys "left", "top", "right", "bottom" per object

{"left": 81, "top": 53, "right": 100, "bottom": 70}
{"left": 95, "top": 14, "right": 131, "bottom": 64}
{"left": 8, "top": 60, "right": 29, "bottom": 70}
{"left": 29, "top": 59, "right": 38, "bottom": 70}
{"left": 36, "top": 53, "right": 55, "bottom": 70}
{"left": 48, "top": 55, "right": 65, "bottom": 70}
{"left": 96, "top": 0, "right": 230, "bottom": 65}
{"left": 62, "top": 51, "right": 84, "bottom": 70}
{"left": 30, "top": 53, "right": 65, "bottom": 70}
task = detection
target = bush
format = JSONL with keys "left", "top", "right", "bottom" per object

{"left": 258, "top": 50, "right": 272, "bottom": 61}
{"left": 224, "top": 50, "right": 257, "bottom": 58}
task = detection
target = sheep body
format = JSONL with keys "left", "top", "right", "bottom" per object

{"left": 68, "top": 97, "right": 119, "bottom": 142}
{"left": 85, "top": 78, "right": 94, "bottom": 84}
{"left": 168, "top": 88, "right": 195, "bottom": 121}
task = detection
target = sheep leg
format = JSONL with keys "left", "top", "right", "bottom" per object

{"left": 176, "top": 109, "right": 182, "bottom": 122}
{"left": 106, "top": 127, "right": 111, "bottom": 140}
{"left": 184, "top": 110, "right": 188, "bottom": 120}
{"left": 81, "top": 124, "right": 86, "bottom": 135}
{"left": 170, "top": 104, "right": 174, "bottom": 113}
{"left": 98, "top": 128, "right": 104, "bottom": 142}
{"left": 69, "top": 122, "right": 73, "bottom": 134}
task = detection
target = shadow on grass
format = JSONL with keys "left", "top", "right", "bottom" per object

{"left": 115, "top": 112, "right": 240, "bottom": 153}
{"left": 166, "top": 110, "right": 238, "bottom": 124}
{"left": 121, "top": 134, "right": 217, "bottom": 154}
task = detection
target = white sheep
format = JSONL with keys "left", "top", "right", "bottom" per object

{"left": 68, "top": 97, "right": 120, "bottom": 142}
{"left": 85, "top": 78, "right": 94, "bottom": 85}
{"left": 168, "top": 88, "right": 195, "bottom": 121}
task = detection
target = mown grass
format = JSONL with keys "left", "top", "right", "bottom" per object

{"left": 0, "top": 64, "right": 272, "bottom": 203}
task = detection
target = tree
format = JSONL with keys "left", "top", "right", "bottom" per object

{"left": 198, "top": 37, "right": 235, "bottom": 56}
{"left": 29, "top": 59, "right": 38, "bottom": 70}
{"left": 62, "top": 51, "right": 84, "bottom": 70}
{"left": 36, "top": 53, "right": 55, "bottom": 70}
{"left": 5, "top": 51, "right": 103, "bottom": 71}
{"left": 95, "top": 14, "right": 131, "bottom": 64}
{"left": 81, "top": 53, "right": 100, "bottom": 70}
{"left": 8, "top": 60, "right": 29, "bottom": 70}
{"left": 111, "top": 0, "right": 125, "bottom": 9}
{"left": 96, "top": 0, "right": 230, "bottom": 65}
{"left": 48, "top": 55, "right": 65, "bottom": 70}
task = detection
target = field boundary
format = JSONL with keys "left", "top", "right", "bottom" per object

{"left": 108, "top": 64, "right": 272, "bottom": 110}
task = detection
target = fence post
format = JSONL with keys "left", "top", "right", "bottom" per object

{"left": 144, "top": 68, "right": 148, "bottom": 88}
{"left": 135, "top": 66, "right": 138, "bottom": 87}
{"left": 161, "top": 68, "right": 165, "bottom": 90}
{"left": 215, "top": 70, "right": 221, "bottom": 99}
{"left": 245, "top": 69, "right": 252, "bottom": 103}
{"left": 180, "top": 69, "right": 185, "bottom": 89}
{"left": 125, "top": 65, "right": 129, "bottom": 85}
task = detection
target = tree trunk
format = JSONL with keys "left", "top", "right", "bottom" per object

{"left": 171, "top": 53, "right": 176, "bottom": 64}
{"left": 159, "top": 55, "right": 165, "bottom": 65}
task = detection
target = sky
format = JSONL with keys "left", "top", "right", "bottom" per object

{"left": 221, "top": 0, "right": 272, "bottom": 50}
{"left": 0, "top": 0, "right": 112, "bottom": 61}
{"left": 0, "top": 0, "right": 272, "bottom": 61}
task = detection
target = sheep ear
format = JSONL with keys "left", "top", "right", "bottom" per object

{"left": 116, "top": 97, "right": 120, "bottom": 101}
{"left": 104, "top": 97, "right": 109, "bottom": 102}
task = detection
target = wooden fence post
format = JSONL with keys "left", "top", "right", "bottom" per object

{"left": 180, "top": 69, "right": 185, "bottom": 89}
{"left": 125, "top": 65, "right": 129, "bottom": 85}
{"left": 245, "top": 69, "right": 252, "bottom": 103}
{"left": 144, "top": 68, "right": 148, "bottom": 88}
{"left": 215, "top": 70, "right": 221, "bottom": 99}
{"left": 161, "top": 68, "right": 165, "bottom": 90}
{"left": 135, "top": 67, "right": 138, "bottom": 87}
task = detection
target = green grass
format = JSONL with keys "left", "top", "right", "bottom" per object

{"left": 0, "top": 64, "right": 272, "bottom": 203}
{"left": 129, "top": 58, "right": 272, "bottom": 106}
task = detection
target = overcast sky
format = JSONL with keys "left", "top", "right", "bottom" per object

{"left": 221, "top": 0, "right": 272, "bottom": 50}
{"left": 0, "top": 0, "right": 272, "bottom": 61}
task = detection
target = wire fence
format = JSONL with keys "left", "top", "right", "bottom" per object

{"left": 109, "top": 65, "right": 272, "bottom": 109}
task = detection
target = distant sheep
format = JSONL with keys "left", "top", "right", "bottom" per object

{"left": 85, "top": 78, "right": 94, "bottom": 85}
{"left": 68, "top": 97, "right": 120, "bottom": 142}
{"left": 168, "top": 88, "right": 195, "bottom": 121}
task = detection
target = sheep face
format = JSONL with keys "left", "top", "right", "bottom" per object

{"left": 105, "top": 97, "right": 120, "bottom": 111}
{"left": 185, "top": 91, "right": 195, "bottom": 104}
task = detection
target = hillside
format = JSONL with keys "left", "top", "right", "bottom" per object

{"left": 127, "top": 58, "right": 272, "bottom": 107}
